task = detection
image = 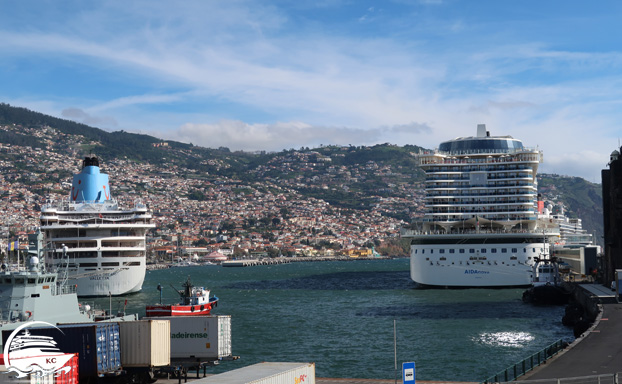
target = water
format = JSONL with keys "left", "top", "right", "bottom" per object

{"left": 90, "top": 259, "right": 574, "bottom": 381}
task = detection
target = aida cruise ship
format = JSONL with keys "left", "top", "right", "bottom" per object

{"left": 401, "top": 125, "right": 559, "bottom": 288}
{"left": 40, "top": 156, "right": 155, "bottom": 296}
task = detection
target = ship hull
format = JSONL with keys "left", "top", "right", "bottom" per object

{"left": 408, "top": 233, "right": 548, "bottom": 288}
{"left": 145, "top": 303, "right": 215, "bottom": 317}
{"left": 67, "top": 263, "right": 146, "bottom": 296}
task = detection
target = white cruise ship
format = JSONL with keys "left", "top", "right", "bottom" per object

{"left": 541, "top": 204, "right": 594, "bottom": 247}
{"left": 40, "top": 156, "right": 155, "bottom": 296}
{"left": 401, "top": 125, "right": 559, "bottom": 288}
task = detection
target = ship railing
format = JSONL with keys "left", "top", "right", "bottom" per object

{"left": 425, "top": 182, "right": 535, "bottom": 188}
{"left": 48, "top": 213, "right": 145, "bottom": 222}
{"left": 426, "top": 191, "right": 536, "bottom": 197}
{"left": 480, "top": 339, "right": 567, "bottom": 384}
{"left": 53, "top": 283, "right": 78, "bottom": 295}
{"left": 425, "top": 209, "right": 537, "bottom": 215}
{"left": 42, "top": 198, "right": 119, "bottom": 211}
{"left": 133, "top": 198, "right": 148, "bottom": 209}
{"left": 418, "top": 147, "right": 540, "bottom": 157}
{"left": 43, "top": 198, "right": 149, "bottom": 211}
{"left": 400, "top": 228, "right": 560, "bottom": 237}
{"left": 415, "top": 216, "right": 538, "bottom": 222}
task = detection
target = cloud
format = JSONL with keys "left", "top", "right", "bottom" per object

{"left": 1, "top": 1, "right": 621, "bottom": 183}
{"left": 160, "top": 120, "right": 434, "bottom": 152}
{"left": 541, "top": 150, "right": 608, "bottom": 183}
{"left": 61, "top": 108, "right": 118, "bottom": 128}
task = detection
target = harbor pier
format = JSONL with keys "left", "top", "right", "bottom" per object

{"left": 516, "top": 284, "right": 622, "bottom": 382}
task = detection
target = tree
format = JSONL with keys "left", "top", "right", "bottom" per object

{"left": 233, "top": 247, "right": 246, "bottom": 258}
{"left": 193, "top": 238, "right": 208, "bottom": 246}
{"left": 266, "top": 247, "right": 280, "bottom": 258}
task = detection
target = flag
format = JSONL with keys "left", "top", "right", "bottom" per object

{"left": 7, "top": 241, "right": 19, "bottom": 252}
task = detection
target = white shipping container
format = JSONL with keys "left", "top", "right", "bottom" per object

{"left": 196, "top": 362, "right": 315, "bottom": 384}
{"left": 144, "top": 315, "right": 231, "bottom": 359}
{"left": 119, "top": 320, "right": 171, "bottom": 367}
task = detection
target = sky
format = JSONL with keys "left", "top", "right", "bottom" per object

{"left": 1, "top": 1, "right": 621, "bottom": 182}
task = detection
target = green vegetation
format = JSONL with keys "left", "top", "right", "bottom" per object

{"left": 538, "top": 174, "right": 603, "bottom": 247}
{"left": 0, "top": 102, "right": 605, "bottom": 248}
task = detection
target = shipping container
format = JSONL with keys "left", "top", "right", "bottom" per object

{"left": 4, "top": 323, "right": 121, "bottom": 379}
{"left": 196, "top": 362, "right": 315, "bottom": 384}
{"left": 144, "top": 315, "right": 231, "bottom": 359}
{"left": 54, "top": 354, "right": 79, "bottom": 384}
{"left": 29, "top": 354, "right": 79, "bottom": 384}
{"left": 118, "top": 320, "right": 170, "bottom": 367}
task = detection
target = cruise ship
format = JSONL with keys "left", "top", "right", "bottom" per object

{"left": 542, "top": 204, "right": 594, "bottom": 247}
{"left": 401, "top": 125, "right": 559, "bottom": 288}
{"left": 39, "top": 156, "right": 155, "bottom": 296}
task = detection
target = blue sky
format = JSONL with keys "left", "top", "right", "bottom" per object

{"left": 1, "top": 1, "right": 621, "bottom": 182}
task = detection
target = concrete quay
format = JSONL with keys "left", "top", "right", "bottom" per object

{"left": 316, "top": 380, "right": 475, "bottom": 384}
{"left": 520, "top": 284, "right": 622, "bottom": 381}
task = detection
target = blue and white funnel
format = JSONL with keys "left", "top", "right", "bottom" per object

{"left": 70, "top": 156, "right": 111, "bottom": 203}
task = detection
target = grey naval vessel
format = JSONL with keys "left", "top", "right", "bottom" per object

{"left": 0, "top": 231, "right": 136, "bottom": 350}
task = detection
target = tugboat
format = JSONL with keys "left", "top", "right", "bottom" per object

{"left": 522, "top": 255, "right": 573, "bottom": 305}
{"left": 145, "top": 277, "right": 218, "bottom": 317}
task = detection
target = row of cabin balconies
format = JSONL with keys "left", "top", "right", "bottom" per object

{"left": 425, "top": 190, "right": 536, "bottom": 198}
{"left": 426, "top": 198, "right": 534, "bottom": 206}
{"left": 49, "top": 239, "right": 146, "bottom": 248}
{"left": 425, "top": 168, "right": 534, "bottom": 179}
{"left": 47, "top": 250, "right": 145, "bottom": 260}
{"left": 425, "top": 177, "right": 533, "bottom": 185}
{"left": 426, "top": 181, "right": 535, "bottom": 189}
{"left": 425, "top": 207, "right": 536, "bottom": 216}
{"left": 418, "top": 214, "right": 538, "bottom": 222}
{"left": 44, "top": 228, "right": 148, "bottom": 238}
{"left": 421, "top": 164, "right": 535, "bottom": 173}
{"left": 422, "top": 212, "right": 537, "bottom": 221}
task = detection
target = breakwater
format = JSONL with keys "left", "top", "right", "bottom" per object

{"left": 222, "top": 256, "right": 389, "bottom": 267}
{"left": 147, "top": 256, "right": 392, "bottom": 270}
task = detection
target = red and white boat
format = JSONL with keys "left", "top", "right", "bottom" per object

{"left": 145, "top": 278, "right": 218, "bottom": 317}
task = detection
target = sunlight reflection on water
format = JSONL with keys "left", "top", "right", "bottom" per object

{"left": 476, "top": 331, "right": 535, "bottom": 347}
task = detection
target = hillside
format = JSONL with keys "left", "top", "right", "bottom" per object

{"left": 0, "top": 103, "right": 606, "bottom": 255}
{"left": 538, "top": 174, "right": 604, "bottom": 247}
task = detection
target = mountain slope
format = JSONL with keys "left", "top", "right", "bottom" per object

{"left": 0, "top": 102, "right": 606, "bottom": 247}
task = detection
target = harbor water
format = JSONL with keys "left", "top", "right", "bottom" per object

{"left": 91, "top": 258, "right": 574, "bottom": 381}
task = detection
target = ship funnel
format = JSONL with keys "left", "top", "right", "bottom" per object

{"left": 477, "top": 124, "right": 487, "bottom": 138}
{"left": 70, "top": 156, "right": 112, "bottom": 203}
